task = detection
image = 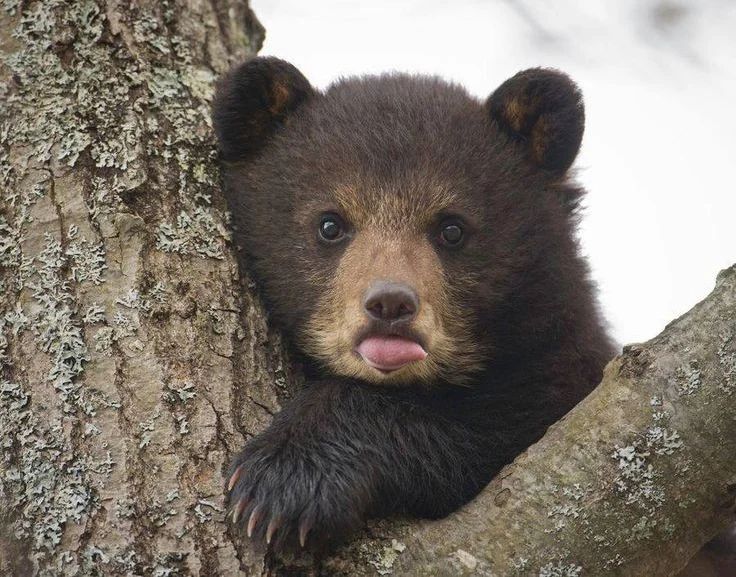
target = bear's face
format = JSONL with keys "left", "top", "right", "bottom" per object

{"left": 214, "top": 59, "right": 585, "bottom": 386}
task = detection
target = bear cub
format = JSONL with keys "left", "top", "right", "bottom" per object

{"left": 213, "top": 57, "right": 615, "bottom": 552}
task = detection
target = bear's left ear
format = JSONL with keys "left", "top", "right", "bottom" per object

{"left": 486, "top": 68, "right": 584, "bottom": 173}
{"left": 212, "top": 57, "right": 315, "bottom": 162}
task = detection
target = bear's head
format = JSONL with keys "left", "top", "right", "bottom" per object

{"left": 214, "top": 58, "right": 588, "bottom": 387}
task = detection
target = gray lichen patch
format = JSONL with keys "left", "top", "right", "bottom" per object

{"left": 27, "top": 233, "right": 92, "bottom": 413}
{"left": 163, "top": 380, "right": 197, "bottom": 404}
{"left": 538, "top": 561, "right": 583, "bottom": 577}
{"left": 717, "top": 331, "right": 735, "bottom": 395}
{"left": 156, "top": 206, "right": 228, "bottom": 259}
{"left": 0, "top": 380, "right": 98, "bottom": 557}
{"left": 66, "top": 225, "right": 108, "bottom": 285}
{"left": 676, "top": 360, "right": 703, "bottom": 396}
{"left": 609, "top": 402, "right": 684, "bottom": 523}
{"left": 360, "top": 538, "right": 407, "bottom": 576}
{"left": 546, "top": 484, "right": 589, "bottom": 533}
{"left": 193, "top": 499, "right": 223, "bottom": 524}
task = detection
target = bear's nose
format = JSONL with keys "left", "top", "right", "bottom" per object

{"left": 363, "top": 281, "right": 418, "bottom": 323}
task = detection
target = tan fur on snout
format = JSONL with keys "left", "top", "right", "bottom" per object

{"left": 302, "top": 183, "right": 485, "bottom": 386}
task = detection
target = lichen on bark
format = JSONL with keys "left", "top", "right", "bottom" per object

{"left": 0, "top": 1, "right": 279, "bottom": 575}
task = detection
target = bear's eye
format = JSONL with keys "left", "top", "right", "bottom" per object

{"left": 439, "top": 222, "right": 464, "bottom": 247}
{"left": 319, "top": 213, "right": 346, "bottom": 243}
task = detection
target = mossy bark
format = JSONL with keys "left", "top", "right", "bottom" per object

{"left": 0, "top": 1, "right": 285, "bottom": 575}
{"left": 1, "top": 2, "right": 734, "bottom": 576}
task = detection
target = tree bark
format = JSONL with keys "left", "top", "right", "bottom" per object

{"left": 0, "top": 1, "right": 279, "bottom": 575}
{"left": 1, "top": 2, "right": 734, "bottom": 577}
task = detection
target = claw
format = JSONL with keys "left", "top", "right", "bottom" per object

{"left": 298, "top": 518, "right": 313, "bottom": 548}
{"left": 231, "top": 497, "right": 250, "bottom": 524}
{"left": 266, "top": 516, "right": 282, "bottom": 545}
{"left": 247, "top": 505, "right": 263, "bottom": 538}
{"left": 227, "top": 464, "right": 244, "bottom": 492}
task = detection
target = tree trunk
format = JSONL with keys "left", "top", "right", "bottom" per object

{"left": 0, "top": 1, "right": 280, "bottom": 575}
{"left": 1, "top": 2, "right": 734, "bottom": 577}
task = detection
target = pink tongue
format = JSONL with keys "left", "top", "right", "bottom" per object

{"left": 356, "top": 336, "right": 427, "bottom": 372}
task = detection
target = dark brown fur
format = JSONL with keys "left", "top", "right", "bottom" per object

{"left": 213, "top": 57, "right": 616, "bottom": 552}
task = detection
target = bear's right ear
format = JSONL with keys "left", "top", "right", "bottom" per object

{"left": 486, "top": 68, "right": 584, "bottom": 174}
{"left": 212, "top": 57, "right": 315, "bottom": 161}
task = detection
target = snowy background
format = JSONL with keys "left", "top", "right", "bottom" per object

{"left": 251, "top": 0, "right": 736, "bottom": 346}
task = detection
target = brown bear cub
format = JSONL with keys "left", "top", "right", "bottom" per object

{"left": 213, "top": 57, "right": 615, "bottom": 552}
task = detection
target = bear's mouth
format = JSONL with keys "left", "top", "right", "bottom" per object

{"left": 354, "top": 334, "right": 428, "bottom": 373}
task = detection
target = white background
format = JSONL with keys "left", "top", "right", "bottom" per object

{"left": 251, "top": 0, "right": 736, "bottom": 346}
